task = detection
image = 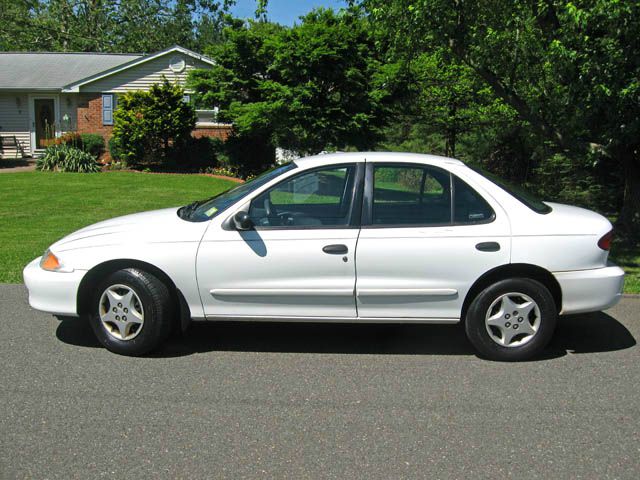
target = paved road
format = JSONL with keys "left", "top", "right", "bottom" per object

{"left": 1, "top": 284, "right": 638, "bottom": 479}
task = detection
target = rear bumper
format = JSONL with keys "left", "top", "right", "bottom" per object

{"left": 554, "top": 265, "right": 625, "bottom": 315}
{"left": 23, "top": 257, "right": 87, "bottom": 317}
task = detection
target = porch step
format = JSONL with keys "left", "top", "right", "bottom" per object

{"left": 0, "top": 135, "right": 27, "bottom": 159}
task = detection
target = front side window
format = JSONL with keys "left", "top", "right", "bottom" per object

{"left": 372, "top": 165, "right": 452, "bottom": 225}
{"left": 249, "top": 164, "right": 358, "bottom": 228}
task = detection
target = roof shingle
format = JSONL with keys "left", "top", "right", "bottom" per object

{"left": 0, "top": 52, "right": 142, "bottom": 90}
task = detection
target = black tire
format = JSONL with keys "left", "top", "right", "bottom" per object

{"left": 88, "top": 268, "right": 174, "bottom": 356}
{"left": 465, "top": 278, "right": 557, "bottom": 361}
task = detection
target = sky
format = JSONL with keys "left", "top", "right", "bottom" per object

{"left": 229, "top": 0, "right": 348, "bottom": 26}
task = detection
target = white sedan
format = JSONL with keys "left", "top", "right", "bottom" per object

{"left": 23, "top": 152, "right": 624, "bottom": 360}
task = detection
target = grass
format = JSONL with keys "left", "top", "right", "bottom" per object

{"left": 610, "top": 239, "right": 640, "bottom": 294}
{"left": 0, "top": 171, "right": 237, "bottom": 283}
{"left": 0, "top": 170, "right": 638, "bottom": 293}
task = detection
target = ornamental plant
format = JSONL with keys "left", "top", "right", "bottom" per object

{"left": 112, "top": 79, "right": 196, "bottom": 165}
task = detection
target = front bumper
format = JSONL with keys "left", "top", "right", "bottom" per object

{"left": 554, "top": 264, "right": 625, "bottom": 315}
{"left": 23, "top": 257, "right": 87, "bottom": 316}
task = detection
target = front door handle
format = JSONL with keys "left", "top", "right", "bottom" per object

{"left": 323, "top": 244, "right": 348, "bottom": 255}
{"left": 476, "top": 241, "right": 500, "bottom": 252}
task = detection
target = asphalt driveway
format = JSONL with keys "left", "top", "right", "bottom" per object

{"left": 1, "top": 284, "right": 638, "bottom": 479}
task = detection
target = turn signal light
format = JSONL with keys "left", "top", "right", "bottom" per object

{"left": 598, "top": 230, "right": 614, "bottom": 251}
{"left": 40, "top": 250, "right": 62, "bottom": 271}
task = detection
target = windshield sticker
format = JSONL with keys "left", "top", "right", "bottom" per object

{"left": 205, "top": 206, "right": 218, "bottom": 217}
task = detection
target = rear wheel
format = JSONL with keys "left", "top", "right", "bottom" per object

{"left": 465, "top": 278, "right": 557, "bottom": 361}
{"left": 88, "top": 268, "right": 174, "bottom": 356}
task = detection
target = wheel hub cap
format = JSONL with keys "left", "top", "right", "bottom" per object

{"left": 485, "top": 292, "right": 541, "bottom": 348}
{"left": 99, "top": 284, "right": 144, "bottom": 341}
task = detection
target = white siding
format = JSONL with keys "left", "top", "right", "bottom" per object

{"left": 80, "top": 53, "right": 211, "bottom": 93}
{"left": 0, "top": 93, "right": 30, "bottom": 158}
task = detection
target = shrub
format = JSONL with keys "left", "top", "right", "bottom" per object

{"left": 79, "top": 133, "right": 105, "bottom": 157}
{"left": 36, "top": 144, "right": 101, "bottom": 173}
{"left": 108, "top": 136, "right": 123, "bottom": 161}
{"left": 112, "top": 79, "right": 196, "bottom": 164}
{"left": 174, "top": 137, "right": 221, "bottom": 169}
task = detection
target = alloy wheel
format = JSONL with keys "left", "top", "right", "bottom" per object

{"left": 98, "top": 284, "right": 145, "bottom": 341}
{"left": 484, "top": 292, "right": 541, "bottom": 347}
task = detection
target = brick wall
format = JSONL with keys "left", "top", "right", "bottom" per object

{"left": 77, "top": 94, "right": 113, "bottom": 139}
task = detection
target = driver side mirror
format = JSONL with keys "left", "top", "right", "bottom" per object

{"left": 232, "top": 211, "right": 253, "bottom": 231}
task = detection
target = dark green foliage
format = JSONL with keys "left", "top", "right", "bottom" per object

{"left": 0, "top": 0, "right": 233, "bottom": 53}
{"left": 79, "top": 134, "right": 105, "bottom": 158}
{"left": 361, "top": 0, "right": 640, "bottom": 236}
{"left": 176, "top": 137, "right": 221, "bottom": 169}
{"left": 36, "top": 145, "right": 101, "bottom": 173}
{"left": 108, "top": 136, "right": 123, "bottom": 162}
{"left": 189, "top": 9, "right": 386, "bottom": 174}
{"left": 112, "top": 79, "right": 197, "bottom": 165}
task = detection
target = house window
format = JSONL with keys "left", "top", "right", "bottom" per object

{"left": 102, "top": 94, "right": 114, "bottom": 126}
{"left": 182, "top": 94, "right": 191, "bottom": 104}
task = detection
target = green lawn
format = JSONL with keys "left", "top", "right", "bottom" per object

{"left": 0, "top": 171, "right": 237, "bottom": 283}
{"left": 610, "top": 239, "right": 640, "bottom": 295}
{"left": 0, "top": 171, "right": 637, "bottom": 293}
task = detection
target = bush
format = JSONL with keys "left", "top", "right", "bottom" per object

{"left": 112, "top": 79, "right": 196, "bottom": 164}
{"left": 36, "top": 144, "right": 101, "bottom": 173}
{"left": 79, "top": 133, "right": 105, "bottom": 157}
{"left": 173, "top": 136, "right": 223, "bottom": 169}
{"left": 108, "top": 136, "right": 123, "bottom": 161}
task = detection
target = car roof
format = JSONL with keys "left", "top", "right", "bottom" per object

{"left": 293, "top": 151, "right": 465, "bottom": 169}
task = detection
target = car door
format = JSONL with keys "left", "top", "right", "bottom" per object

{"left": 355, "top": 162, "right": 510, "bottom": 320}
{"left": 196, "top": 162, "right": 364, "bottom": 319}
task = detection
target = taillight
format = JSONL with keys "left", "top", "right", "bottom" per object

{"left": 598, "top": 230, "right": 614, "bottom": 251}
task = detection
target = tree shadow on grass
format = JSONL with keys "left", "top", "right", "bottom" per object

{"left": 55, "top": 310, "right": 635, "bottom": 361}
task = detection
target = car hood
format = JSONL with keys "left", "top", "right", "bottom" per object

{"left": 51, "top": 207, "right": 210, "bottom": 252}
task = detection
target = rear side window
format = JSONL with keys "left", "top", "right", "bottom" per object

{"left": 369, "top": 164, "right": 494, "bottom": 226}
{"left": 453, "top": 176, "right": 495, "bottom": 224}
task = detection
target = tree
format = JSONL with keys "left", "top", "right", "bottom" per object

{"left": 112, "top": 79, "right": 196, "bottom": 164}
{"left": 0, "top": 0, "right": 233, "bottom": 53}
{"left": 188, "top": 9, "right": 387, "bottom": 172}
{"left": 360, "top": 0, "right": 640, "bottom": 234}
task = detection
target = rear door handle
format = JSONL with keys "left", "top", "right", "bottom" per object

{"left": 323, "top": 244, "right": 348, "bottom": 255}
{"left": 476, "top": 242, "right": 500, "bottom": 252}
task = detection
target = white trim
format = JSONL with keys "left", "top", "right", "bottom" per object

{"left": 357, "top": 288, "right": 458, "bottom": 297}
{"left": 28, "top": 94, "right": 60, "bottom": 155}
{"left": 210, "top": 288, "right": 355, "bottom": 297}
{"left": 61, "top": 45, "right": 215, "bottom": 92}
{"left": 203, "top": 314, "right": 460, "bottom": 324}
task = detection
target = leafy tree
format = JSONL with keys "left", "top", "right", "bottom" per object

{"left": 189, "top": 9, "right": 387, "bottom": 173}
{"left": 0, "top": 0, "right": 233, "bottom": 52}
{"left": 360, "top": 0, "right": 640, "bottom": 234}
{"left": 112, "top": 79, "right": 196, "bottom": 164}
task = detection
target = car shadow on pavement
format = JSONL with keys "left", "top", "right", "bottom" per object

{"left": 55, "top": 310, "right": 636, "bottom": 360}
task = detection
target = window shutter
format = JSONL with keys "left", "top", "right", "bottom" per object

{"left": 102, "top": 94, "right": 113, "bottom": 125}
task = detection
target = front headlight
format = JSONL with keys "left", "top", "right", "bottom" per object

{"left": 40, "top": 249, "right": 74, "bottom": 273}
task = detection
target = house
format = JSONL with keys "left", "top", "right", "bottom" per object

{"left": 0, "top": 45, "right": 231, "bottom": 159}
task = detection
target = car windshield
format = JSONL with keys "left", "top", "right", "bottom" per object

{"left": 471, "top": 166, "right": 552, "bottom": 214}
{"left": 178, "top": 162, "right": 297, "bottom": 222}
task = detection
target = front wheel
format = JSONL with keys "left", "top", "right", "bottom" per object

{"left": 88, "top": 268, "right": 174, "bottom": 356}
{"left": 465, "top": 278, "right": 557, "bottom": 361}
